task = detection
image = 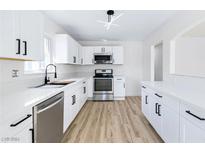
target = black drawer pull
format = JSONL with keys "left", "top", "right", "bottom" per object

{"left": 16, "top": 39, "right": 21, "bottom": 54}
{"left": 72, "top": 95, "right": 76, "bottom": 105}
{"left": 29, "top": 128, "right": 34, "bottom": 143}
{"left": 158, "top": 104, "right": 161, "bottom": 116}
{"left": 142, "top": 86, "right": 146, "bottom": 89}
{"left": 10, "top": 114, "right": 32, "bottom": 127}
{"left": 155, "top": 93, "right": 162, "bottom": 98}
{"left": 186, "top": 110, "right": 205, "bottom": 121}
{"left": 22, "top": 41, "right": 27, "bottom": 56}
{"left": 145, "top": 95, "right": 148, "bottom": 104}
{"left": 155, "top": 103, "right": 158, "bottom": 114}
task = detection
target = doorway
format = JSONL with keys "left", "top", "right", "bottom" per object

{"left": 151, "top": 42, "right": 163, "bottom": 81}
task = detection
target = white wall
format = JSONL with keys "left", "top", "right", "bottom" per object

{"left": 75, "top": 41, "right": 143, "bottom": 96}
{"left": 174, "top": 37, "right": 205, "bottom": 77}
{"left": 143, "top": 11, "right": 205, "bottom": 91}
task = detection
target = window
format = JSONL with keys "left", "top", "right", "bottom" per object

{"left": 24, "top": 36, "right": 53, "bottom": 73}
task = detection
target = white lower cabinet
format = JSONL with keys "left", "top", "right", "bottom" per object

{"left": 114, "top": 76, "right": 125, "bottom": 100}
{"left": 180, "top": 116, "right": 205, "bottom": 143}
{"left": 0, "top": 110, "right": 33, "bottom": 143}
{"left": 14, "top": 124, "right": 33, "bottom": 143}
{"left": 180, "top": 103, "right": 205, "bottom": 143}
{"left": 162, "top": 105, "right": 180, "bottom": 142}
{"left": 141, "top": 87, "right": 150, "bottom": 120}
{"left": 149, "top": 95, "right": 162, "bottom": 135}
{"left": 87, "top": 77, "right": 93, "bottom": 99}
{"left": 63, "top": 79, "right": 88, "bottom": 133}
{"left": 141, "top": 84, "right": 205, "bottom": 143}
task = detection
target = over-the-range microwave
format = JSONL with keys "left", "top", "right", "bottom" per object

{"left": 94, "top": 52, "right": 113, "bottom": 64}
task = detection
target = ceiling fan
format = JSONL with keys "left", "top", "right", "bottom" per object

{"left": 97, "top": 10, "right": 124, "bottom": 30}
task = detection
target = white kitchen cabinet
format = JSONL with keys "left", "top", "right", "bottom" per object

{"left": 0, "top": 11, "right": 44, "bottom": 61}
{"left": 114, "top": 76, "right": 125, "bottom": 100}
{"left": 141, "top": 83, "right": 205, "bottom": 143}
{"left": 180, "top": 116, "right": 205, "bottom": 143}
{"left": 63, "top": 84, "right": 79, "bottom": 132}
{"left": 161, "top": 95, "right": 180, "bottom": 143}
{"left": 72, "top": 40, "right": 79, "bottom": 64}
{"left": 14, "top": 124, "right": 33, "bottom": 143}
{"left": 19, "top": 11, "right": 44, "bottom": 61}
{"left": 82, "top": 46, "right": 95, "bottom": 65}
{"left": 63, "top": 80, "right": 89, "bottom": 133}
{"left": 63, "top": 87, "right": 72, "bottom": 132}
{"left": 141, "top": 86, "right": 150, "bottom": 120}
{"left": 78, "top": 44, "right": 83, "bottom": 65}
{"left": 87, "top": 77, "right": 93, "bottom": 99}
{"left": 112, "top": 46, "right": 124, "bottom": 64}
{"left": 180, "top": 103, "right": 205, "bottom": 142}
{"left": 0, "top": 109, "right": 33, "bottom": 143}
{"left": 81, "top": 80, "right": 88, "bottom": 107}
{"left": 162, "top": 105, "right": 180, "bottom": 142}
{"left": 55, "top": 34, "right": 79, "bottom": 64}
{"left": 149, "top": 94, "right": 162, "bottom": 135}
{"left": 94, "top": 46, "right": 112, "bottom": 53}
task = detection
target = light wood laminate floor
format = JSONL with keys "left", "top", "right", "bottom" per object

{"left": 62, "top": 96, "right": 163, "bottom": 143}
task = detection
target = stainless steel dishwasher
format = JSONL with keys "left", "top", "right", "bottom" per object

{"left": 33, "top": 92, "right": 64, "bottom": 143}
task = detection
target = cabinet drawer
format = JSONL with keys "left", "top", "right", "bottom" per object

{"left": 0, "top": 110, "right": 32, "bottom": 142}
{"left": 180, "top": 103, "right": 205, "bottom": 130}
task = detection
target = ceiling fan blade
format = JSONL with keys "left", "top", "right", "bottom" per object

{"left": 106, "top": 23, "right": 111, "bottom": 30}
{"left": 111, "top": 13, "right": 124, "bottom": 22}
{"left": 96, "top": 20, "right": 107, "bottom": 24}
{"left": 111, "top": 23, "right": 120, "bottom": 27}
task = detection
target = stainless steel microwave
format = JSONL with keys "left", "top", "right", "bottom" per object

{"left": 94, "top": 53, "right": 113, "bottom": 64}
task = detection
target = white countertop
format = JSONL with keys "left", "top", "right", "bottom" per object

{"left": 141, "top": 81, "right": 205, "bottom": 111}
{"left": 0, "top": 77, "right": 89, "bottom": 124}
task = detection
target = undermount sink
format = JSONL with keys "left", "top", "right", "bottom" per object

{"left": 34, "top": 80, "right": 75, "bottom": 89}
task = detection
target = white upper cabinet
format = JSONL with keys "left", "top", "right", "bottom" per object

{"left": 0, "top": 11, "right": 44, "bottom": 61}
{"left": 78, "top": 44, "right": 83, "bottom": 65}
{"left": 94, "top": 46, "right": 112, "bottom": 53}
{"left": 112, "top": 46, "right": 124, "bottom": 64}
{"left": 55, "top": 34, "right": 81, "bottom": 64}
{"left": 82, "top": 46, "right": 95, "bottom": 65}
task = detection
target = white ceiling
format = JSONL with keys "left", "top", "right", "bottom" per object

{"left": 43, "top": 10, "right": 177, "bottom": 41}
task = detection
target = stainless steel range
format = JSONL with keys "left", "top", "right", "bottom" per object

{"left": 93, "top": 69, "right": 114, "bottom": 101}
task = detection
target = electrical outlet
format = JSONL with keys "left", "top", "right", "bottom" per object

{"left": 12, "top": 69, "right": 20, "bottom": 78}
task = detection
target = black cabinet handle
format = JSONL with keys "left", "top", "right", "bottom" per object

{"left": 155, "top": 103, "right": 158, "bottom": 114}
{"left": 186, "top": 110, "right": 205, "bottom": 121}
{"left": 73, "top": 56, "right": 76, "bottom": 63}
{"left": 158, "top": 104, "right": 161, "bottom": 116}
{"left": 145, "top": 95, "right": 148, "bottom": 104}
{"left": 142, "top": 86, "right": 146, "bottom": 89}
{"left": 22, "top": 41, "right": 27, "bottom": 56}
{"left": 29, "top": 128, "right": 34, "bottom": 143}
{"left": 16, "top": 39, "right": 21, "bottom": 54}
{"left": 10, "top": 114, "right": 32, "bottom": 127}
{"left": 155, "top": 93, "right": 162, "bottom": 98}
{"left": 72, "top": 95, "right": 76, "bottom": 105}
{"left": 83, "top": 87, "right": 86, "bottom": 94}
